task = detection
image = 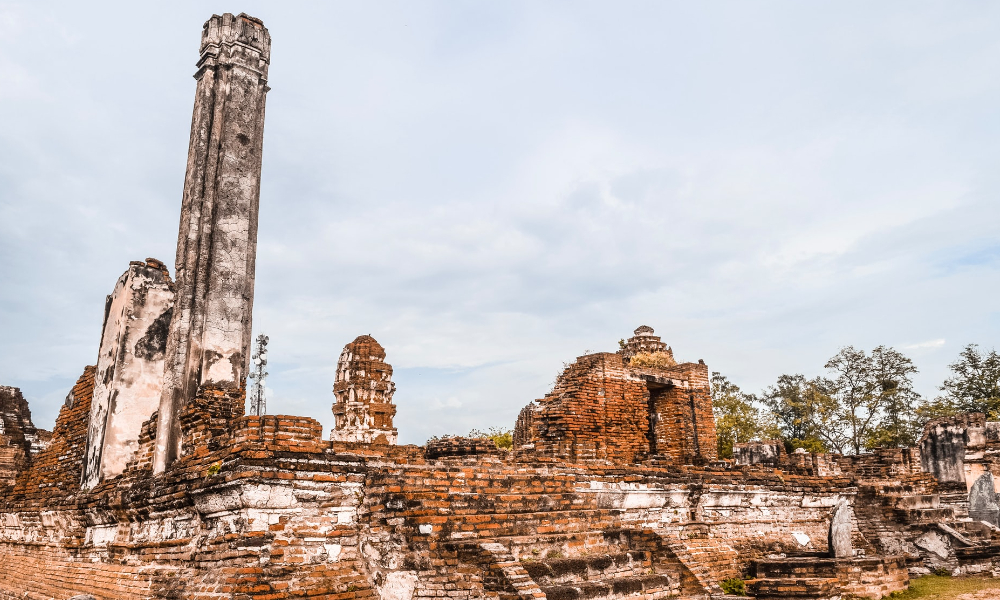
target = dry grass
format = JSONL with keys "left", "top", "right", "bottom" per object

{"left": 628, "top": 351, "right": 677, "bottom": 369}
{"left": 886, "top": 575, "right": 1000, "bottom": 600}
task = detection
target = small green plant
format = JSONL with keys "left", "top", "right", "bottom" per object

{"left": 205, "top": 462, "right": 222, "bottom": 477}
{"left": 720, "top": 578, "right": 746, "bottom": 596}
{"left": 346, "top": 584, "right": 358, "bottom": 592}
{"left": 545, "top": 549, "right": 563, "bottom": 559}
{"left": 932, "top": 567, "right": 952, "bottom": 577}
{"left": 469, "top": 427, "right": 514, "bottom": 450}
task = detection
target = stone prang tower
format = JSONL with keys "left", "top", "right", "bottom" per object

{"left": 330, "top": 335, "right": 398, "bottom": 444}
{"left": 153, "top": 14, "right": 271, "bottom": 473}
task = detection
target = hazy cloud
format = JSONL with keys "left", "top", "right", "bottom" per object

{"left": 1, "top": 2, "right": 999, "bottom": 443}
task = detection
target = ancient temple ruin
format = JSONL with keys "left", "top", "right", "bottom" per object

{"left": 3, "top": 12, "right": 1000, "bottom": 600}
{"left": 514, "top": 326, "right": 715, "bottom": 464}
{"left": 331, "top": 335, "right": 398, "bottom": 444}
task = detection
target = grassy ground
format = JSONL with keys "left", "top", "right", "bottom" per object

{"left": 887, "top": 574, "right": 1000, "bottom": 600}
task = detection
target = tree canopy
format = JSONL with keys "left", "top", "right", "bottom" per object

{"left": 715, "top": 343, "right": 931, "bottom": 456}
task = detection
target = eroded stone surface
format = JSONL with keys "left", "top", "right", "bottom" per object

{"left": 82, "top": 259, "right": 174, "bottom": 489}
{"left": 829, "top": 499, "right": 853, "bottom": 558}
{"left": 969, "top": 472, "right": 1000, "bottom": 526}
{"left": 153, "top": 12, "right": 271, "bottom": 473}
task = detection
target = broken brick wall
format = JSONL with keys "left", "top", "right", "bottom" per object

{"left": 519, "top": 352, "right": 652, "bottom": 463}
{"left": 1, "top": 374, "right": 855, "bottom": 600}
{"left": 515, "top": 351, "right": 716, "bottom": 465}
{"left": 645, "top": 360, "right": 717, "bottom": 464}
{"left": 8, "top": 367, "right": 94, "bottom": 505}
{"left": 0, "top": 386, "right": 41, "bottom": 488}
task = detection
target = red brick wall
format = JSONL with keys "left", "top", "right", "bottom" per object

{"left": 8, "top": 367, "right": 94, "bottom": 505}
{"left": 516, "top": 353, "right": 716, "bottom": 465}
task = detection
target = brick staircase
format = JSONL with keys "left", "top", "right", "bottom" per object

{"left": 478, "top": 542, "right": 547, "bottom": 600}
{"left": 522, "top": 552, "right": 673, "bottom": 600}
{"left": 657, "top": 524, "right": 739, "bottom": 597}
{"left": 890, "top": 494, "right": 955, "bottom": 524}
{"left": 746, "top": 556, "right": 840, "bottom": 600}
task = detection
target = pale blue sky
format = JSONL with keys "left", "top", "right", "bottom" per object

{"left": 1, "top": 2, "right": 998, "bottom": 443}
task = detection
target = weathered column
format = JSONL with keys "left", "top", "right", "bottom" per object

{"left": 82, "top": 259, "right": 175, "bottom": 489}
{"left": 153, "top": 13, "right": 270, "bottom": 473}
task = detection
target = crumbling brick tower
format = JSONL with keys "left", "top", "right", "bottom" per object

{"left": 330, "top": 335, "right": 398, "bottom": 444}
{"left": 514, "top": 326, "right": 717, "bottom": 464}
{"left": 153, "top": 14, "right": 271, "bottom": 473}
{"left": 0, "top": 386, "right": 46, "bottom": 488}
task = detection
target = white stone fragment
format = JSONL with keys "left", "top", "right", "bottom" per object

{"left": 324, "top": 543, "right": 342, "bottom": 562}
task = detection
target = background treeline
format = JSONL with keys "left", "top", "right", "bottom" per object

{"left": 713, "top": 344, "right": 1000, "bottom": 458}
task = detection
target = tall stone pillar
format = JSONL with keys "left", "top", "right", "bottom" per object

{"left": 153, "top": 13, "right": 270, "bottom": 473}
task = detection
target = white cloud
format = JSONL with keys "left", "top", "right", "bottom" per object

{"left": 902, "top": 339, "right": 947, "bottom": 351}
{"left": 1, "top": 1, "right": 999, "bottom": 442}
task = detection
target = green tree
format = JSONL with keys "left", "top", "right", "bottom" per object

{"left": 712, "top": 372, "right": 771, "bottom": 459}
{"left": 915, "top": 396, "right": 962, "bottom": 424}
{"left": 865, "top": 346, "right": 922, "bottom": 448}
{"left": 825, "top": 346, "right": 920, "bottom": 453}
{"left": 762, "top": 374, "right": 838, "bottom": 453}
{"left": 938, "top": 344, "right": 1000, "bottom": 418}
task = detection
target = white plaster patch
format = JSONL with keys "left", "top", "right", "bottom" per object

{"left": 418, "top": 524, "right": 433, "bottom": 535}
{"left": 579, "top": 481, "right": 683, "bottom": 509}
{"left": 337, "top": 509, "right": 355, "bottom": 524}
{"left": 801, "top": 495, "right": 842, "bottom": 508}
{"left": 378, "top": 571, "right": 418, "bottom": 600}
{"left": 195, "top": 483, "right": 298, "bottom": 517}
{"left": 792, "top": 532, "right": 810, "bottom": 546}
{"left": 204, "top": 356, "right": 237, "bottom": 386}
{"left": 450, "top": 531, "right": 476, "bottom": 539}
{"left": 86, "top": 524, "right": 119, "bottom": 547}
{"left": 324, "top": 543, "right": 342, "bottom": 562}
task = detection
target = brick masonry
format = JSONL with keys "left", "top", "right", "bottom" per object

{"left": 514, "top": 327, "right": 716, "bottom": 465}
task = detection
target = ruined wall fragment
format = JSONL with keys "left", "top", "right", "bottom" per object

{"left": 919, "top": 413, "right": 984, "bottom": 487}
{"left": 516, "top": 326, "right": 717, "bottom": 464}
{"left": 81, "top": 259, "right": 174, "bottom": 489}
{"left": 154, "top": 13, "right": 271, "bottom": 472}
{"left": 11, "top": 367, "right": 95, "bottom": 501}
{"left": 330, "top": 335, "right": 397, "bottom": 444}
{"left": 734, "top": 440, "right": 782, "bottom": 466}
{"left": 0, "top": 386, "right": 44, "bottom": 488}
